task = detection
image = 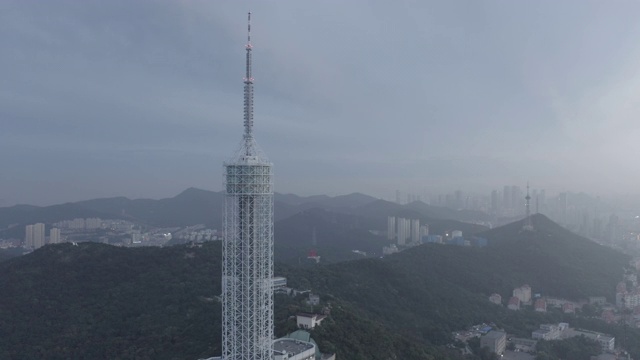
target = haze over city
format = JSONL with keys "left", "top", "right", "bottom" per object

{"left": 3, "top": 0, "right": 640, "bottom": 206}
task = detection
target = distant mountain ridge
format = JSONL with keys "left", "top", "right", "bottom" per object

{"left": 0, "top": 188, "right": 378, "bottom": 228}
{"left": 1, "top": 188, "right": 493, "bottom": 266}
{"left": 0, "top": 188, "right": 488, "bottom": 235}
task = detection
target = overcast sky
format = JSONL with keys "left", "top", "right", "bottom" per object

{"left": 2, "top": 0, "right": 640, "bottom": 206}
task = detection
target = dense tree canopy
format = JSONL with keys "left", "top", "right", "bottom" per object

{"left": 0, "top": 214, "right": 634, "bottom": 360}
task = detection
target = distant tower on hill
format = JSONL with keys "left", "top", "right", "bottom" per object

{"left": 523, "top": 183, "right": 533, "bottom": 231}
{"left": 308, "top": 227, "right": 320, "bottom": 263}
{"left": 222, "top": 13, "right": 274, "bottom": 360}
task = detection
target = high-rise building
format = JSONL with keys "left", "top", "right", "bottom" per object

{"left": 49, "top": 228, "right": 61, "bottom": 244}
{"left": 34, "top": 223, "right": 45, "bottom": 249}
{"left": 511, "top": 185, "right": 521, "bottom": 213}
{"left": 503, "top": 186, "right": 511, "bottom": 212}
{"left": 490, "top": 190, "right": 499, "bottom": 215}
{"left": 387, "top": 216, "right": 396, "bottom": 241}
{"left": 410, "top": 219, "right": 420, "bottom": 244}
{"left": 454, "top": 190, "right": 463, "bottom": 209}
{"left": 25, "top": 224, "right": 34, "bottom": 248}
{"left": 222, "top": 13, "right": 274, "bottom": 360}
{"left": 26, "top": 223, "right": 46, "bottom": 249}
{"left": 539, "top": 189, "right": 546, "bottom": 211}
{"left": 85, "top": 218, "right": 102, "bottom": 230}
{"left": 70, "top": 218, "right": 85, "bottom": 230}
{"left": 397, "top": 218, "right": 410, "bottom": 246}
{"left": 419, "top": 224, "right": 429, "bottom": 238}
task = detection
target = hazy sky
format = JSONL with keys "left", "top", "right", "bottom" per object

{"left": 3, "top": 0, "right": 640, "bottom": 206}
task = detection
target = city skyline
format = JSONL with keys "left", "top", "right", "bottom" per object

{"left": 4, "top": 1, "right": 640, "bottom": 206}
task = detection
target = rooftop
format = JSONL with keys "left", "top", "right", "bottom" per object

{"left": 297, "top": 313, "right": 327, "bottom": 320}
{"left": 273, "top": 338, "right": 314, "bottom": 355}
{"left": 484, "top": 330, "right": 506, "bottom": 339}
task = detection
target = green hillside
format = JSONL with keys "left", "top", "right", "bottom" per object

{"left": 277, "top": 215, "right": 631, "bottom": 352}
{"left": 0, "top": 215, "right": 634, "bottom": 359}
{"left": 482, "top": 214, "right": 629, "bottom": 299}
{"left": 0, "top": 242, "right": 222, "bottom": 359}
{"left": 0, "top": 242, "right": 463, "bottom": 359}
{"left": 274, "top": 207, "right": 389, "bottom": 263}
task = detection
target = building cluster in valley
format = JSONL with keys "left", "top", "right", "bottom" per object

{"left": 488, "top": 258, "right": 640, "bottom": 331}
{"left": 394, "top": 186, "right": 640, "bottom": 254}
{"left": 453, "top": 321, "right": 617, "bottom": 359}
{"left": 383, "top": 216, "right": 488, "bottom": 255}
{"left": 477, "top": 273, "right": 640, "bottom": 358}
{"left": 1, "top": 218, "right": 225, "bottom": 251}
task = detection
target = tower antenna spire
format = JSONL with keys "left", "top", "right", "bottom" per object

{"left": 243, "top": 11, "right": 255, "bottom": 155}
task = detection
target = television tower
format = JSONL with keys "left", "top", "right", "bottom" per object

{"left": 523, "top": 182, "right": 533, "bottom": 231}
{"left": 222, "top": 12, "right": 274, "bottom": 360}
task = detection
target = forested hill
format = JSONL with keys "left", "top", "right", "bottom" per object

{"left": 363, "top": 214, "right": 627, "bottom": 302}
{"left": 0, "top": 242, "right": 223, "bottom": 359}
{"left": 0, "top": 215, "right": 632, "bottom": 359}
{"left": 481, "top": 214, "right": 629, "bottom": 299}
{"left": 286, "top": 214, "right": 627, "bottom": 309}
{"left": 0, "top": 242, "right": 464, "bottom": 360}
{"left": 278, "top": 215, "right": 631, "bottom": 354}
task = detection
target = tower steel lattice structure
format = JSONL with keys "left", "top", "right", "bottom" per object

{"left": 222, "top": 12, "right": 274, "bottom": 360}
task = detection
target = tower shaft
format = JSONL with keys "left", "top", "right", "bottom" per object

{"left": 222, "top": 13, "right": 274, "bottom": 360}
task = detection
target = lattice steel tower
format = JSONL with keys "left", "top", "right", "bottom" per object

{"left": 222, "top": 12, "right": 274, "bottom": 360}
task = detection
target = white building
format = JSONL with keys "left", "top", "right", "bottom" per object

{"left": 410, "top": 219, "right": 420, "bottom": 244}
{"left": 25, "top": 223, "right": 46, "bottom": 249}
{"left": 49, "top": 228, "right": 61, "bottom": 244}
{"left": 85, "top": 218, "right": 102, "bottom": 230}
{"left": 387, "top": 216, "right": 395, "bottom": 241}
{"left": 70, "top": 218, "right": 86, "bottom": 230}
{"left": 589, "top": 296, "right": 607, "bottom": 305}
{"left": 489, "top": 293, "right": 502, "bottom": 305}
{"left": 397, "top": 218, "right": 410, "bottom": 246}
{"left": 273, "top": 339, "right": 315, "bottom": 360}
{"left": 382, "top": 244, "right": 399, "bottom": 255}
{"left": 296, "top": 313, "right": 326, "bottom": 330}
{"left": 34, "top": 223, "right": 45, "bottom": 249}
{"left": 25, "top": 224, "right": 34, "bottom": 248}
{"left": 481, "top": 331, "right": 506, "bottom": 355}
{"left": 419, "top": 224, "right": 429, "bottom": 237}
{"left": 513, "top": 284, "right": 532, "bottom": 304}
{"left": 272, "top": 277, "right": 287, "bottom": 291}
{"left": 565, "top": 329, "right": 614, "bottom": 352}
{"left": 532, "top": 324, "right": 561, "bottom": 340}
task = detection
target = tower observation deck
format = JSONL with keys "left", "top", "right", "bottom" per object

{"left": 222, "top": 12, "right": 274, "bottom": 360}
